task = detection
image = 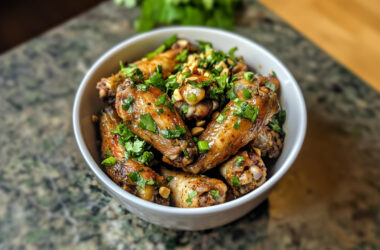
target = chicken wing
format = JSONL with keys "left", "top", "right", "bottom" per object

{"left": 183, "top": 79, "right": 279, "bottom": 174}
{"left": 161, "top": 167, "right": 227, "bottom": 208}
{"left": 96, "top": 39, "right": 192, "bottom": 99}
{"left": 115, "top": 79, "right": 197, "bottom": 168}
{"left": 220, "top": 149, "right": 266, "bottom": 197}
{"left": 100, "top": 106, "right": 170, "bottom": 205}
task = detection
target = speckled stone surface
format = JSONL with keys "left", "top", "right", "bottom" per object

{"left": 1, "top": 0, "right": 379, "bottom": 249}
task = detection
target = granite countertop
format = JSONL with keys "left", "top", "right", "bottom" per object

{"left": 1, "top": 0, "right": 379, "bottom": 249}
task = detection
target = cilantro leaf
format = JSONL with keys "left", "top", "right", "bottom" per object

{"left": 244, "top": 72, "right": 254, "bottom": 82}
{"left": 186, "top": 190, "right": 198, "bottom": 205}
{"left": 242, "top": 88, "right": 251, "bottom": 99}
{"left": 122, "top": 97, "right": 135, "bottom": 112}
{"left": 233, "top": 117, "right": 241, "bottom": 130}
{"left": 233, "top": 101, "right": 259, "bottom": 123}
{"left": 155, "top": 93, "right": 173, "bottom": 111}
{"left": 138, "top": 114, "right": 157, "bottom": 133}
{"left": 145, "top": 66, "right": 165, "bottom": 91}
{"left": 210, "top": 190, "right": 220, "bottom": 200}
{"left": 133, "top": 151, "right": 154, "bottom": 166}
{"left": 175, "top": 49, "right": 188, "bottom": 62}
{"left": 230, "top": 176, "right": 241, "bottom": 187}
{"left": 268, "top": 110, "right": 286, "bottom": 141}
{"left": 127, "top": 169, "right": 154, "bottom": 189}
{"left": 264, "top": 82, "right": 276, "bottom": 92}
{"left": 161, "top": 125, "right": 186, "bottom": 139}
{"left": 101, "top": 157, "right": 116, "bottom": 167}
{"left": 236, "top": 156, "right": 245, "bottom": 166}
{"left": 146, "top": 34, "right": 178, "bottom": 60}
{"left": 104, "top": 149, "right": 111, "bottom": 157}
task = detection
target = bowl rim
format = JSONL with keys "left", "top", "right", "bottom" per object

{"left": 73, "top": 26, "right": 307, "bottom": 215}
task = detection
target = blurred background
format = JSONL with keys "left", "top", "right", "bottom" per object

{"left": 1, "top": 0, "right": 379, "bottom": 92}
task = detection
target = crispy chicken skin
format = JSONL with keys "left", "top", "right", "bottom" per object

{"left": 96, "top": 40, "right": 193, "bottom": 99}
{"left": 220, "top": 149, "right": 267, "bottom": 197}
{"left": 161, "top": 167, "right": 227, "bottom": 208}
{"left": 251, "top": 126, "right": 283, "bottom": 158}
{"left": 183, "top": 78, "right": 279, "bottom": 174}
{"left": 115, "top": 79, "right": 197, "bottom": 168}
{"left": 100, "top": 106, "right": 170, "bottom": 205}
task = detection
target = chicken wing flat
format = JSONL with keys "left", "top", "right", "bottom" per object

{"left": 220, "top": 149, "right": 266, "bottom": 197}
{"left": 100, "top": 106, "right": 170, "bottom": 205}
{"left": 183, "top": 78, "right": 279, "bottom": 174}
{"left": 96, "top": 39, "right": 193, "bottom": 99}
{"left": 115, "top": 79, "right": 198, "bottom": 168}
{"left": 161, "top": 167, "right": 227, "bottom": 208}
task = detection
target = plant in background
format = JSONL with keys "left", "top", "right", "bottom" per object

{"left": 114, "top": 0, "right": 242, "bottom": 32}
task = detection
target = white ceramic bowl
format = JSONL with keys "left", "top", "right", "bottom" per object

{"left": 73, "top": 27, "right": 307, "bottom": 230}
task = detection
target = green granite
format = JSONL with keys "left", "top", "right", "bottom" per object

{"left": 0, "top": 0, "right": 379, "bottom": 249}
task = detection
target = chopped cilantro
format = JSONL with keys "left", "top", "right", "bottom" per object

{"left": 233, "top": 117, "right": 241, "bottom": 130}
{"left": 127, "top": 169, "right": 155, "bottom": 189}
{"left": 182, "top": 71, "right": 191, "bottom": 79}
{"left": 174, "top": 63, "right": 184, "bottom": 71}
{"left": 147, "top": 178, "right": 155, "bottom": 185}
{"left": 242, "top": 88, "right": 251, "bottom": 99}
{"left": 157, "top": 108, "right": 164, "bottom": 115}
{"left": 272, "top": 70, "right": 277, "bottom": 77}
{"left": 165, "top": 74, "right": 180, "bottom": 91}
{"left": 183, "top": 149, "right": 190, "bottom": 159}
{"left": 112, "top": 123, "right": 155, "bottom": 166}
{"left": 146, "top": 34, "right": 178, "bottom": 60}
{"left": 122, "top": 97, "right": 135, "bottom": 112}
{"left": 226, "top": 84, "right": 238, "bottom": 100}
{"left": 175, "top": 49, "right": 188, "bottom": 62}
{"left": 120, "top": 62, "right": 143, "bottom": 81}
{"left": 136, "top": 84, "right": 149, "bottom": 91}
{"left": 193, "top": 137, "right": 199, "bottom": 143}
{"left": 125, "top": 139, "right": 145, "bottom": 157}
{"left": 197, "top": 40, "right": 212, "bottom": 53}
{"left": 216, "top": 114, "right": 225, "bottom": 124}
{"left": 216, "top": 107, "right": 229, "bottom": 124}
{"left": 155, "top": 93, "right": 173, "bottom": 110}
{"left": 268, "top": 110, "right": 286, "bottom": 141}
{"left": 264, "top": 82, "right": 276, "bottom": 92}
{"left": 112, "top": 124, "right": 134, "bottom": 142}
{"left": 230, "top": 176, "right": 241, "bottom": 187}
{"left": 186, "top": 190, "right": 198, "bottom": 205}
{"left": 104, "top": 149, "right": 111, "bottom": 157}
{"left": 180, "top": 105, "right": 188, "bottom": 115}
{"left": 166, "top": 176, "right": 174, "bottom": 182}
{"left": 228, "top": 46, "right": 238, "bottom": 62}
{"left": 210, "top": 190, "right": 220, "bottom": 200}
{"left": 161, "top": 125, "right": 186, "bottom": 139}
{"left": 101, "top": 157, "right": 116, "bottom": 167}
{"left": 138, "top": 114, "right": 157, "bottom": 133}
{"left": 236, "top": 156, "right": 245, "bottom": 166}
{"left": 197, "top": 140, "right": 210, "bottom": 154}
{"left": 233, "top": 101, "right": 259, "bottom": 123}
{"left": 145, "top": 66, "right": 165, "bottom": 91}
{"left": 244, "top": 72, "right": 255, "bottom": 82}
{"left": 133, "top": 151, "right": 154, "bottom": 166}
{"left": 188, "top": 80, "right": 211, "bottom": 89}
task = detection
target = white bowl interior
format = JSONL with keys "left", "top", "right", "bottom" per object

{"left": 73, "top": 27, "right": 306, "bottom": 229}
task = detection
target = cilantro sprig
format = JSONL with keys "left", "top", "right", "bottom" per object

{"left": 146, "top": 34, "right": 178, "bottom": 60}
{"left": 161, "top": 125, "right": 186, "bottom": 139}
{"left": 127, "top": 169, "right": 155, "bottom": 189}
{"left": 112, "top": 123, "right": 155, "bottom": 166}
{"left": 268, "top": 110, "right": 286, "bottom": 141}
